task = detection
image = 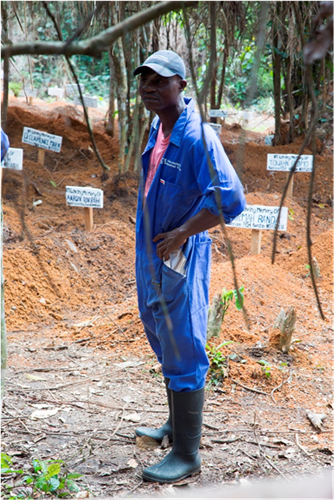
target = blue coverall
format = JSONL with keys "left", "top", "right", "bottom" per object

{"left": 135, "top": 97, "right": 246, "bottom": 392}
{"left": 0, "top": 127, "right": 9, "bottom": 162}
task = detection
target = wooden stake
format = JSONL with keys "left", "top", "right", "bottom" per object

{"left": 28, "top": 97, "right": 33, "bottom": 105}
{"left": 84, "top": 207, "right": 94, "bottom": 231}
{"left": 286, "top": 172, "right": 294, "bottom": 199}
{"left": 250, "top": 229, "right": 262, "bottom": 255}
{"left": 37, "top": 148, "right": 45, "bottom": 166}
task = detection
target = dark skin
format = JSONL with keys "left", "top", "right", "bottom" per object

{"left": 139, "top": 67, "right": 220, "bottom": 261}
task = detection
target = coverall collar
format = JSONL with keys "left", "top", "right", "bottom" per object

{"left": 151, "top": 97, "right": 194, "bottom": 148}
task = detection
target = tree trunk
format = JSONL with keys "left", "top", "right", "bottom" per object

{"left": 152, "top": 17, "right": 160, "bottom": 52}
{"left": 106, "top": 48, "right": 116, "bottom": 137}
{"left": 1, "top": 1, "right": 9, "bottom": 131}
{"left": 272, "top": 3, "right": 281, "bottom": 145}
{"left": 209, "top": 1, "right": 217, "bottom": 120}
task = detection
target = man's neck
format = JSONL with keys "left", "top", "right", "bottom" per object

{"left": 157, "top": 99, "right": 185, "bottom": 138}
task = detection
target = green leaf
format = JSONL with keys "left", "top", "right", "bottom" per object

{"left": 50, "top": 180, "right": 57, "bottom": 188}
{"left": 233, "top": 288, "right": 244, "bottom": 310}
{"left": 48, "top": 477, "right": 60, "bottom": 491}
{"left": 46, "top": 462, "right": 61, "bottom": 480}
{"left": 33, "top": 459, "right": 41, "bottom": 473}
{"left": 66, "top": 479, "right": 80, "bottom": 492}
{"left": 67, "top": 473, "right": 82, "bottom": 479}
{"left": 1, "top": 453, "right": 13, "bottom": 468}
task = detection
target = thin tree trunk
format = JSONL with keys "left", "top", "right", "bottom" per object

{"left": 1, "top": 2, "right": 9, "bottom": 130}
{"left": 286, "top": 55, "right": 295, "bottom": 143}
{"left": 106, "top": 48, "right": 116, "bottom": 137}
{"left": 272, "top": 3, "right": 281, "bottom": 145}
{"left": 209, "top": 1, "right": 217, "bottom": 120}
{"left": 125, "top": 37, "right": 140, "bottom": 172}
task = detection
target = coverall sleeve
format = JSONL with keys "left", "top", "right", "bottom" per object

{"left": 1, "top": 129, "right": 10, "bottom": 161}
{"left": 195, "top": 126, "right": 246, "bottom": 224}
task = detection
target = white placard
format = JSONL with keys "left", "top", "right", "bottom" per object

{"left": 65, "top": 83, "right": 85, "bottom": 95}
{"left": 25, "top": 88, "right": 38, "bottom": 97}
{"left": 267, "top": 154, "right": 313, "bottom": 173}
{"left": 209, "top": 109, "right": 228, "bottom": 118}
{"left": 1, "top": 148, "right": 23, "bottom": 170}
{"left": 228, "top": 205, "right": 288, "bottom": 231}
{"left": 22, "top": 127, "right": 62, "bottom": 153}
{"left": 209, "top": 123, "right": 222, "bottom": 133}
{"left": 66, "top": 186, "right": 103, "bottom": 208}
{"left": 73, "top": 95, "right": 98, "bottom": 108}
{"left": 48, "top": 87, "right": 64, "bottom": 98}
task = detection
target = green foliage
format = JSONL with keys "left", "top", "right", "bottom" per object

{"left": 206, "top": 341, "right": 234, "bottom": 385}
{"left": 257, "top": 359, "right": 272, "bottom": 379}
{"left": 8, "top": 82, "right": 22, "bottom": 97}
{"left": 1, "top": 454, "right": 83, "bottom": 499}
{"left": 220, "top": 286, "right": 244, "bottom": 323}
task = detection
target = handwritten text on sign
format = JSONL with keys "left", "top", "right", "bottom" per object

{"left": 228, "top": 205, "right": 288, "bottom": 231}
{"left": 66, "top": 83, "right": 85, "bottom": 95}
{"left": 66, "top": 186, "right": 103, "bottom": 208}
{"left": 209, "top": 109, "right": 228, "bottom": 118}
{"left": 267, "top": 154, "right": 313, "bottom": 172}
{"left": 1, "top": 148, "right": 23, "bottom": 170}
{"left": 73, "top": 95, "right": 98, "bottom": 108}
{"left": 209, "top": 123, "right": 222, "bottom": 133}
{"left": 22, "top": 127, "right": 62, "bottom": 153}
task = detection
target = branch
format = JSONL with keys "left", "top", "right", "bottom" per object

{"left": 2, "top": 1, "right": 198, "bottom": 58}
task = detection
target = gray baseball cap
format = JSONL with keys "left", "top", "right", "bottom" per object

{"left": 134, "top": 50, "right": 186, "bottom": 79}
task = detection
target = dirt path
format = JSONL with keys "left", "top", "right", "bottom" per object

{"left": 1, "top": 97, "right": 333, "bottom": 498}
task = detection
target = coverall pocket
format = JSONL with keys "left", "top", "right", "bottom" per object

{"left": 161, "top": 263, "right": 188, "bottom": 315}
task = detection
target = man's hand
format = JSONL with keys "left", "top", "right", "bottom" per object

{"left": 153, "top": 209, "right": 221, "bottom": 261}
{"left": 153, "top": 228, "right": 187, "bottom": 260}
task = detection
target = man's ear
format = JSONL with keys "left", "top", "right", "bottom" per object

{"left": 179, "top": 79, "right": 187, "bottom": 92}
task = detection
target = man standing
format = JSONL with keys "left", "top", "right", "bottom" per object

{"left": 133, "top": 50, "right": 246, "bottom": 483}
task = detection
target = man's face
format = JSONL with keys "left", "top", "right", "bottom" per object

{"left": 139, "top": 68, "right": 186, "bottom": 113}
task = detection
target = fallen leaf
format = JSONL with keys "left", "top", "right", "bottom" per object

{"left": 75, "top": 491, "right": 89, "bottom": 498}
{"left": 306, "top": 410, "right": 326, "bottom": 431}
{"left": 127, "top": 459, "right": 138, "bottom": 468}
{"left": 124, "top": 413, "right": 141, "bottom": 423}
{"left": 114, "top": 360, "right": 145, "bottom": 369}
{"left": 31, "top": 408, "right": 59, "bottom": 419}
{"left": 25, "top": 373, "right": 48, "bottom": 381}
{"left": 73, "top": 316, "right": 99, "bottom": 329}
{"left": 66, "top": 239, "right": 78, "bottom": 253}
{"left": 136, "top": 435, "right": 159, "bottom": 450}
{"left": 161, "top": 434, "right": 170, "bottom": 449}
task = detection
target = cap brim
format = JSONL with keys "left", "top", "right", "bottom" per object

{"left": 133, "top": 63, "right": 178, "bottom": 78}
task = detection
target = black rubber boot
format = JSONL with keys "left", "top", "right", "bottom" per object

{"left": 142, "top": 387, "right": 204, "bottom": 483}
{"left": 135, "top": 377, "right": 173, "bottom": 443}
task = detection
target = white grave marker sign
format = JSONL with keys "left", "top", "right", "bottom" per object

{"left": 228, "top": 205, "right": 288, "bottom": 231}
{"left": 73, "top": 95, "right": 98, "bottom": 108}
{"left": 25, "top": 88, "right": 38, "bottom": 97}
{"left": 209, "top": 109, "right": 228, "bottom": 118}
{"left": 66, "top": 186, "right": 103, "bottom": 209}
{"left": 267, "top": 154, "right": 313, "bottom": 172}
{"left": 1, "top": 148, "right": 23, "bottom": 170}
{"left": 22, "top": 127, "right": 62, "bottom": 153}
{"left": 209, "top": 123, "right": 222, "bottom": 133}
{"left": 48, "top": 87, "right": 64, "bottom": 98}
{"left": 66, "top": 83, "right": 85, "bottom": 95}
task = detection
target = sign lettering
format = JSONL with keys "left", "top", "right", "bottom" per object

{"left": 22, "top": 127, "right": 62, "bottom": 153}
{"left": 73, "top": 95, "right": 98, "bottom": 108}
{"left": 66, "top": 186, "right": 103, "bottom": 208}
{"left": 1, "top": 148, "right": 23, "bottom": 170}
{"left": 228, "top": 205, "right": 288, "bottom": 231}
{"left": 267, "top": 154, "right": 313, "bottom": 172}
{"left": 209, "top": 123, "right": 222, "bottom": 133}
{"left": 209, "top": 109, "right": 228, "bottom": 118}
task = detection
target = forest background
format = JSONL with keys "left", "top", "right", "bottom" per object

{"left": 2, "top": 0, "right": 333, "bottom": 173}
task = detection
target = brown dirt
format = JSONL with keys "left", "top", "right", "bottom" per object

{"left": 2, "top": 96, "right": 333, "bottom": 498}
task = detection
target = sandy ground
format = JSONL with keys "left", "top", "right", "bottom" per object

{"left": 1, "top": 96, "right": 333, "bottom": 499}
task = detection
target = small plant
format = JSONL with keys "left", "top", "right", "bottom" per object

{"left": 1, "top": 453, "right": 83, "bottom": 498}
{"left": 207, "top": 286, "right": 244, "bottom": 341}
{"left": 288, "top": 208, "right": 295, "bottom": 221}
{"left": 257, "top": 359, "right": 272, "bottom": 379}
{"left": 206, "top": 341, "right": 234, "bottom": 385}
{"left": 9, "top": 82, "right": 22, "bottom": 97}
{"left": 220, "top": 286, "right": 245, "bottom": 322}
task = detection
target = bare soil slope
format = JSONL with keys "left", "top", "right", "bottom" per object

{"left": 2, "top": 97, "right": 333, "bottom": 498}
